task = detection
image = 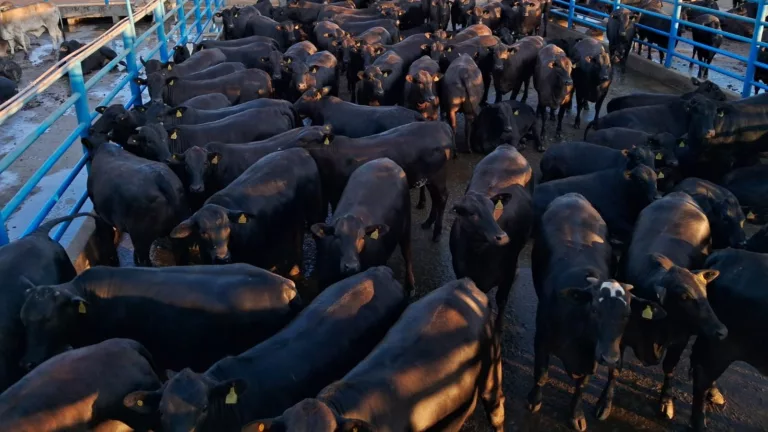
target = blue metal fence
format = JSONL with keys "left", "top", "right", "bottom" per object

{"left": 0, "top": 0, "right": 224, "bottom": 246}
{"left": 551, "top": 0, "right": 768, "bottom": 96}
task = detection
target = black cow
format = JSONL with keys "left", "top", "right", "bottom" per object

{"left": 157, "top": 98, "right": 297, "bottom": 127}
{"left": 509, "top": 0, "right": 543, "bottom": 37}
{"left": 745, "top": 223, "right": 768, "bottom": 252}
{"left": 615, "top": 192, "right": 727, "bottom": 421}
{"left": 357, "top": 50, "right": 406, "bottom": 106}
{"left": 338, "top": 18, "right": 401, "bottom": 42}
{"left": 289, "top": 50, "right": 340, "bottom": 98}
{"left": 363, "top": 32, "right": 432, "bottom": 69}
{"left": 181, "top": 62, "right": 248, "bottom": 82}
{"left": 467, "top": 3, "right": 504, "bottom": 31}
{"left": 58, "top": 40, "right": 123, "bottom": 75}
{"left": 688, "top": 14, "right": 723, "bottom": 79}
{"left": 20, "top": 265, "right": 301, "bottom": 372}
{"left": 606, "top": 9, "right": 638, "bottom": 73}
{"left": 0, "top": 58, "right": 21, "bottom": 83}
{"left": 637, "top": 7, "right": 687, "bottom": 64}
{"left": 432, "top": 35, "right": 499, "bottom": 103}
{"left": 470, "top": 99, "right": 540, "bottom": 152}
{"left": 451, "top": 145, "right": 532, "bottom": 319}
{"left": 451, "top": 0, "right": 475, "bottom": 31}
{"left": 426, "top": 0, "right": 451, "bottom": 31}
{"left": 698, "top": 93, "right": 768, "bottom": 153}
{"left": 123, "top": 267, "right": 407, "bottom": 432}
{"left": 570, "top": 38, "right": 612, "bottom": 129}
{"left": 0, "top": 339, "right": 161, "bottom": 431}
{"left": 312, "top": 158, "right": 414, "bottom": 292}
{"left": 243, "top": 278, "right": 504, "bottom": 432}
{"left": 685, "top": 0, "right": 718, "bottom": 22}
{"left": 0, "top": 76, "right": 17, "bottom": 103}
{"left": 141, "top": 48, "right": 226, "bottom": 78}
{"left": 243, "top": 16, "right": 299, "bottom": 50}
{"left": 530, "top": 192, "right": 665, "bottom": 431}
{"left": 172, "top": 44, "right": 191, "bottom": 64}
{"left": 606, "top": 78, "right": 727, "bottom": 112}
{"left": 403, "top": 55, "right": 441, "bottom": 120}
{"left": 492, "top": 35, "right": 545, "bottom": 103}
{"left": 294, "top": 86, "right": 423, "bottom": 137}
{"left": 195, "top": 35, "right": 280, "bottom": 52}
{"left": 217, "top": 5, "right": 261, "bottom": 39}
{"left": 284, "top": 0, "right": 327, "bottom": 24}
{"left": 722, "top": 164, "right": 768, "bottom": 224}
{"left": 0, "top": 213, "right": 93, "bottom": 392}
{"left": 533, "top": 165, "right": 659, "bottom": 243}
{"left": 214, "top": 42, "right": 282, "bottom": 71}
{"left": 533, "top": 44, "right": 573, "bottom": 145}
{"left": 540, "top": 141, "right": 654, "bottom": 182}
{"left": 83, "top": 135, "right": 189, "bottom": 266}
{"left": 313, "top": 20, "right": 345, "bottom": 53}
{"left": 331, "top": 10, "right": 398, "bottom": 26}
{"left": 689, "top": 249, "right": 768, "bottom": 431}
{"left": 170, "top": 149, "right": 322, "bottom": 275}
{"left": 584, "top": 127, "right": 681, "bottom": 167}
{"left": 136, "top": 69, "right": 272, "bottom": 105}
{"left": 672, "top": 177, "right": 747, "bottom": 249}
{"left": 441, "top": 54, "right": 483, "bottom": 153}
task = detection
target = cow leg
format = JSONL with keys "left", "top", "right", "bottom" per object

{"left": 689, "top": 47, "right": 696, "bottom": 70}
{"left": 464, "top": 114, "right": 474, "bottom": 154}
{"left": 691, "top": 348, "right": 732, "bottom": 431}
{"left": 658, "top": 341, "right": 687, "bottom": 420}
{"left": 570, "top": 374, "right": 590, "bottom": 432}
{"left": 537, "top": 104, "right": 547, "bottom": 143}
{"left": 521, "top": 78, "right": 531, "bottom": 102}
{"left": 658, "top": 48, "right": 665, "bottom": 65}
{"left": 416, "top": 185, "right": 427, "bottom": 209}
{"left": 527, "top": 313, "right": 551, "bottom": 413}
{"left": 423, "top": 173, "right": 447, "bottom": 242}
{"left": 596, "top": 350, "right": 623, "bottom": 420}
{"left": 494, "top": 80, "right": 504, "bottom": 104}
{"left": 548, "top": 107, "right": 556, "bottom": 121}
{"left": 573, "top": 94, "right": 584, "bottom": 129}
{"left": 592, "top": 91, "right": 607, "bottom": 127}
{"left": 555, "top": 103, "right": 567, "bottom": 140}
{"left": 481, "top": 73, "right": 492, "bottom": 105}
{"left": 480, "top": 327, "right": 505, "bottom": 432}
{"left": 400, "top": 214, "right": 416, "bottom": 296}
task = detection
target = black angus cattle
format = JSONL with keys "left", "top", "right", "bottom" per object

{"left": 426, "top": 0, "right": 451, "bottom": 31}
{"left": 672, "top": 177, "right": 747, "bottom": 249}
{"left": 311, "top": 158, "right": 414, "bottom": 293}
{"left": 0, "top": 213, "right": 94, "bottom": 392}
{"left": 123, "top": 267, "right": 407, "bottom": 432}
{"left": 0, "top": 58, "right": 21, "bottom": 83}
{"left": 83, "top": 135, "right": 189, "bottom": 266}
{"left": 170, "top": 149, "right": 323, "bottom": 275}
{"left": 283, "top": 0, "right": 327, "bottom": 24}
{"left": 637, "top": 7, "right": 687, "bottom": 64}
{"left": 530, "top": 193, "right": 665, "bottom": 431}
{"left": 214, "top": 42, "right": 283, "bottom": 72}
{"left": 255, "top": 0, "right": 275, "bottom": 17}
{"left": 242, "top": 16, "right": 299, "bottom": 50}
{"left": 141, "top": 48, "right": 226, "bottom": 78}
{"left": 570, "top": 38, "right": 612, "bottom": 129}
{"left": 0, "top": 77, "right": 17, "bottom": 103}
{"left": 0, "top": 339, "right": 161, "bottom": 431}
{"left": 307, "top": 121, "right": 452, "bottom": 241}
{"left": 688, "top": 14, "right": 723, "bottom": 79}
{"left": 293, "top": 86, "right": 423, "bottom": 137}
{"left": 171, "top": 126, "right": 331, "bottom": 196}
{"left": 218, "top": 5, "right": 261, "bottom": 40}
{"left": 467, "top": 2, "right": 504, "bottom": 31}
{"left": 722, "top": 164, "right": 768, "bottom": 224}
{"left": 492, "top": 35, "right": 545, "bottom": 103}
{"left": 58, "top": 40, "right": 122, "bottom": 75}
{"left": 342, "top": 40, "right": 383, "bottom": 101}
{"left": 179, "top": 62, "right": 248, "bottom": 82}
{"left": 137, "top": 69, "right": 272, "bottom": 105}
{"left": 606, "top": 8, "right": 638, "bottom": 73}
{"left": 395, "top": 0, "right": 426, "bottom": 29}
{"left": 533, "top": 44, "right": 573, "bottom": 146}
{"left": 283, "top": 40, "right": 319, "bottom": 62}
{"left": 509, "top": 0, "right": 543, "bottom": 37}
{"left": 337, "top": 26, "right": 392, "bottom": 69}
{"left": 331, "top": 10, "right": 398, "bottom": 26}
{"left": 368, "top": 32, "right": 433, "bottom": 68}
{"left": 690, "top": 249, "right": 768, "bottom": 431}
{"left": 532, "top": 165, "right": 659, "bottom": 243}
{"left": 338, "top": 18, "right": 401, "bottom": 42}
{"left": 451, "top": 145, "right": 533, "bottom": 318}
{"left": 432, "top": 35, "right": 499, "bottom": 103}
{"left": 540, "top": 141, "right": 655, "bottom": 182}
{"left": 606, "top": 78, "right": 726, "bottom": 112}
{"left": 446, "top": 22, "right": 493, "bottom": 43}
{"left": 172, "top": 44, "right": 191, "bottom": 64}
{"left": 699, "top": 93, "right": 768, "bottom": 154}
{"left": 195, "top": 35, "right": 280, "bottom": 52}
{"left": 317, "top": 4, "right": 389, "bottom": 21}
{"left": 403, "top": 55, "right": 441, "bottom": 120}
{"left": 288, "top": 50, "right": 339, "bottom": 98}
{"left": 614, "top": 192, "right": 727, "bottom": 421}
{"left": 19, "top": 265, "right": 301, "bottom": 372}
{"left": 244, "top": 278, "right": 504, "bottom": 432}
{"left": 313, "top": 20, "right": 345, "bottom": 53}
{"left": 157, "top": 98, "right": 297, "bottom": 126}
{"left": 684, "top": 0, "right": 718, "bottom": 22}
{"left": 278, "top": 41, "right": 320, "bottom": 95}
{"left": 470, "top": 99, "right": 540, "bottom": 152}
{"left": 584, "top": 127, "right": 681, "bottom": 167}
{"left": 441, "top": 54, "right": 483, "bottom": 153}
{"left": 451, "top": 0, "right": 476, "bottom": 31}
{"left": 357, "top": 50, "right": 406, "bottom": 106}
{"left": 745, "top": 223, "right": 768, "bottom": 252}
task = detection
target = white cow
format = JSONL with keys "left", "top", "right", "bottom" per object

{"left": 0, "top": 2, "right": 64, "bottom": 56}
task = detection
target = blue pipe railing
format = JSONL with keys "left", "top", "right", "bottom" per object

{"left": 0, "top": 0, "right": 224, "bottom": 245}
{"left": 551, "top": 0, "right": 768, "bottom": 96}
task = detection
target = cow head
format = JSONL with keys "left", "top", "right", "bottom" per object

{"left": 496, "top": 103, "right": 525, "bottom": 145}
{"left": 646, "top": 132, "right": 679, "bottom": 168}
{"left": 690, "top": 77, "right": 727, "bottom": 101}
{"left": 125, "top": 124, "right": 172, "bottom": 162}
{"left": 651, "top": 254, "right": 728, "bottom": 340}
{"left": 338, "top": 35, "right": 357, "bottom": 68}
{"left": 358, "top": 65, "right": 390, "bottom": 100}
{"left": 261, "top": 49, "right": 284, "bottom": 81}
{"left": 0, "top": 59, "right": 21, "bottom": 83}
{"left": 684, "top": 94, "right": 723, "bottom": 145}
{"left": 168, "top": 146, "right": 220, "bottom": 194}
{"left": 453, "top": 190, "right": 512, "bottom": 246}
{"left": 124, "top": 368, "right": 247, "bottom": 431}
{"left": 172, "top": 45, "right": 191, "bottom": 64}
{"left": 516, "top": 0, "right": 539, "bottom": 18}
{"left": 547, "top": 53, "right": 573, "bottom": 104}
{"left": 429, "top": 40, "right": 447, "bottom": 62}
{"left": 58, "top": 40, "right": 83, "bottom": 62}
{"left": 405, "top": 69, "right": 440, "bottom": 115}
{"left": 493, "top": 43, "right": 518, "bottom": 71}
{"left": 133, "top": 73, "right": 166, "bottom": 103}
{"left": 623, "top": 145, "right": 655, "bottom": 170}
{"left": 297, "top": 124, "right": 334, "bottom": 148}
{"left": 561, "top": 277, "right": 666, "bottom": 366}
{"left": 711, "top": 196, "right": 747, "bottom": 249}
{"left": 289, "top": 61, "right": 316, "bottom": 94}
{"left": 610, "top": 9, "right": 638, "bottom": 40}
{"left": 623, "top": 164, "right": 659, "bottom": 205}
{"left": 90, "top": 104, "right": 130, "bottom": 136}
{"left": 360, "top": 43, "right": 386, "bottom": 68}
{"left": 277, "top": 21, "right": 299, "bottom": 46}
{"left": 311, "top": 214, "right": 390, "bottom": 286}
{"left": 171, "top": 204, "right": 250, "bottom": 263}
{"left": 244, "top": 399, "right": 375, "bottom": 432}
{"left": 429, "top": 0, "right": 451, "bottom": 31}
{"left": 19, "top": 283, "right": 87, "bottom": 371}
{"left": 293, "top": 86, "right": 332, "bottom": 118}
{"left": 140, "top": 56, "right": 166, "bottom": 76}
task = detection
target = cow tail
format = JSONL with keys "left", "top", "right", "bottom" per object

{"left": 32, "top": 212, "right": 96, "bottom": 238}
{"left": 583, "top": 119, "right": 595, "bottom": 140}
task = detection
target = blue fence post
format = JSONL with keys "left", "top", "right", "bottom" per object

{"left": 613, "top": 0, "right": 620, "bottom": 12}
{"left": 122, "top": 27, "right": 142, "bottom": 106}
{"left": 194, "top": 0, "right": 203, "bottom": 35}
{"left": 568, "top": 0, "right": 575, "bottom": 28}
{"left": 205, "top": 0, "right": 213, "bottom": 24}
{"left": 155, "top": 2, "right": 170, "bottom": 62}
{"left": 177, "top": 0, "right": 189, "bottom": 44}
{"left": 664, "top": 0, "right": 681, "bottom": 67}
{"left": 68, "top": 61, "right": 93, "bottom": 180}
{"left": 743, "top": 0, "right": 767, "bottom": 96}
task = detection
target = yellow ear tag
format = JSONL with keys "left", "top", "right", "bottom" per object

{"left": 211, "top": 155, "right": 219, "bottom": 165}
{"left": 748, "top": 211, "right": 756, "bottom": 219}
{"left": 238, "top": 214, "right": 247, "bottom": 224}
{"left": 740, "top": 220, "right": 745, "bottom": 228}
{"left": 136, "top": 400, "right": 144, "bottom": 407}
{"left": 225, "top": 386, "right": 238, "bottom": 405}
{"left": 513, "top": 110, "right": 519, "bottom": 116}
{"left": 678, "top": 140, "right": 685, "bottom": 148}
{"left": 258, "top": 424, "right": 265, "bottom": 432}
{"left": 169, "top": 79, "right": 175, "bottom": 86}
{"left": 642, "top": 305, "right": 653, "bottom": 320}
{"left": 324, "top": 137, "right": 330, "bottom": 145}
{"left": 176, "top": 110, "right": 182, "bottom": 118}
{"left": 170, "top": 131, "right": 178, "bottom": 140}
{"left": 495, "top": 200, "right": 503, "bottom": 211}
{"left": 655, "top": 153, "right": 663, "bottom": 160}
{"left": 167, "top": 64, "right": 173, "bottom": 71}
{"left": 370, "top": 229, "right": 379, "bottom": 240}
{"left": 78, "top": 301, "right": 87, "bottom": 314}
{"left": 658, "top": 171, "right": 665, "bottom": 179}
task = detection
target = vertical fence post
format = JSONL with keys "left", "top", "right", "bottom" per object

{"left": 205, "top": 0, "right": 213, "bottom": 24}
{"left": 122, "top": 27, "right": 142, "bottom": 106}
{"left": 568, "top": 0, "right": 575, "bottom": 28}
{"left": 665, "top": 0, "right": 681, "bottom": 67}
{"left": 154, "top": 2, "right": 170, "bottom": 62}
{"left": 613, "top": 0, "right": 620, "bottom": 12}
{"left": 177, "top": 0, "right": 188, "bottom": 44}
{"left": 193, "top": 0, "right": 203, "bottom": 35}
{"left": 743, "top": 0, "right": 767, "bottom": 96}
{"left": 68, "top": 61, "right": 93, "bottom": 181}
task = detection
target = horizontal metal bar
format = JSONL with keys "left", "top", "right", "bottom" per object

{"left": 51, "top": 190, "right": 90, "bottom": 242}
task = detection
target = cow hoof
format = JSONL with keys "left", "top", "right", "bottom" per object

{"left": 708, "top": 387, "right": 725, "bottom": 406}
{"left": 571, "top": 415, "right": 587, "bottom": 431}
{"left": 596, "top": 399, "right": 612, "bottom": 421}
{"left": 659, "top": 398, "right": 675, "bottom": 420}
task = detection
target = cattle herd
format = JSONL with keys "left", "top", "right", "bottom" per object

{"left": 1, "top": 0, "right": 768, "bottom": 430}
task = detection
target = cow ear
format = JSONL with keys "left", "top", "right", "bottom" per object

{"left": 276, "top": 24, "right": 283, "bottom": 30}
{"left": 310, "top": 223, "right": 332, "bottom": 238}
{"left": 244, "top": 418, "right": 286, "bottom": 432}
{"left": 405, "top": 74, "right": 413, "bottom": 83}
{"left": 320, "top": 86, "right": 332, "bottom": 96}
{"left": 694, "top": 269, "right": 720, "bottom": 284}
{"left": 133, "top": 77, "right": 147, "bottom": 85}
{"left": 167, "top": 153, "right": 184, "bottom": 164}
{"left": 560, "top": 287, "right": 593, "bottom": 303}
{"left": 228, "top": 211, "right": 249, "bottom": 225}
{"left": 490, "top": 192, "right": 513, "bottom": 207}
{"left": 547, "top": 60, "right": 555, "bottom": 69}
{"left": 620, "top": 149, "right": 629, "bottom": 156}
{"left": 630, "top": 296, "right": 667, "bottom": 321}
{"left": 170, "top": 219, "right": 195, "bottom": 239}
{"left": 365, "top": 224, "right": 389, "bottom": 238}
{"left": 214, "top": 11, "right": 222, "bottom": 17}
{"left": 433, "top": 73, "right": 443, "bottom": 82}
{"left": 123, "top": 390, "right": 161, "bottom": 414}
{"left": 208, "top": 152, "right": 221, "bottom": 165}
{"left": 209, "top": 379, "right": 248, "bottom": 404}
{"left": 95, "top": 106, "right": 108, "bottom": 114}
{"left": 420, "top": 43, "right": 428, "bottom": 51}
